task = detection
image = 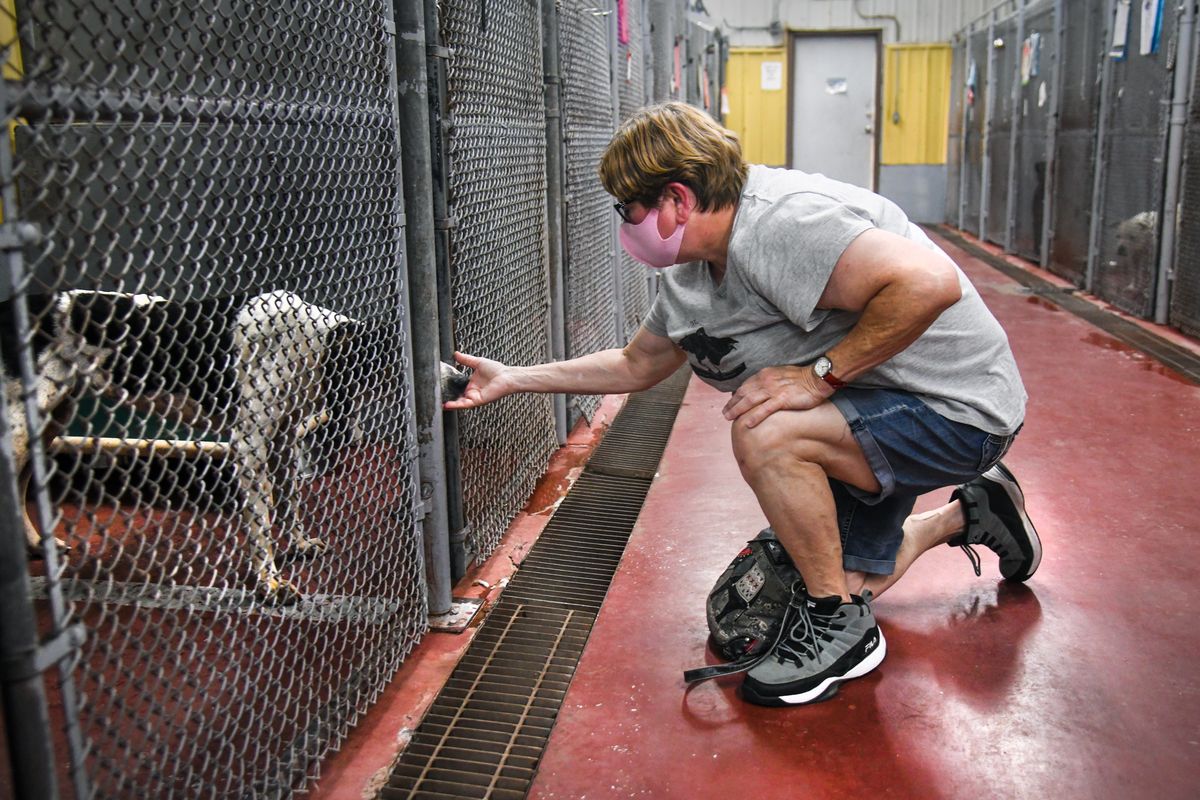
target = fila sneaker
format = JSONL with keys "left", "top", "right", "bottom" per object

{"left": 949, "top": 461, "right": 1042, "bottom": 582}
{"left": 740, "top": 593, "right": 885, "bottom": 707}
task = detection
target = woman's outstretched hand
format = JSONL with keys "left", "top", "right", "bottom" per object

{"left": 442, "top": 351, "right": 516, "bottom": 410}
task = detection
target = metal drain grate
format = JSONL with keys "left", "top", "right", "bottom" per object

{"left": 381, "top": 370, "right": 690, "bottom": 799}
{"left": 383, "top": 605, "right": 592, "bottom": 800}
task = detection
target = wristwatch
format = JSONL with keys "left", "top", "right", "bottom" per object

{"left": 813, "top": 355, "right": 846, "bottom": 390}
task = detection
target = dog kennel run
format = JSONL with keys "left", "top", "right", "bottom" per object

{"left": 946, "top": 0, "right": 1200, "bottom": 331}
{"left": 0, "top": 0, "right": 726, "bottom": 797}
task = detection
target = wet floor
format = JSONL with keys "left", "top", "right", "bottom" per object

{"left": 313, "top": 231, "right": 1200, "bottom": 799}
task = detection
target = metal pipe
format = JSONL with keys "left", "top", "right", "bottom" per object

{"left": 1041, "top": 0, "right": 1067, "bottom": 267}
{"left": 423, "top": 0, "right": 469, "bottom": 579}
{"left": 715, "top": 32, "right": 724, "bottom": 122}
{"left": 852, "top": 0, "right": 902, "bottom": 43}
{"left": 395, "top": 0, "right": 453, "bottom": 615}
{"left": 610, "top": 1, "right": 628, "bottom": 348}
{"left": 542, "top": 0, "right": 569, "bottom": 444}
{"left": 382, "top": 2, "right": 432, "bottom": 623}
{"left": 1155, "top": 0, "right": 1198, "bottom": 323}
{"left": 642, "top": 1, "right": 659, "bottom": 303}
{"left": 958, "top": 32, "right": 971, "bottom": 231}
{"left": 1087, "top": 0, "right": 1120, "bottom": 292}
{"left": 1005, "top": 0, "right": 1027, "bottom": 252}
{"left": 981, "top": 10, "right": 999, "bottom": 236}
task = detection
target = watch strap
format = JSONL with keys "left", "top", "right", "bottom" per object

{"left": 816, "top": 355, "right": 846, "bottom": 390}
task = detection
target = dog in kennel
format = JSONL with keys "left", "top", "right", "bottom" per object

{"left": 1, "top": 288, "right": 357, "bottom": 605}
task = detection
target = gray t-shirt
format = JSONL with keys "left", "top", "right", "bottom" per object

{"left": 642, "top": 164, "right": 1027, "bottom": 435}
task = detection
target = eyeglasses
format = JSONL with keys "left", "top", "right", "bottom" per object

{"left": 613, "top": 201, "right": 635, "bottom": 224}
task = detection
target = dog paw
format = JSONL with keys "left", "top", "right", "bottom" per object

{"left": 281, "top": 536, "right": 327, "bottom": 562}
{"left": 26, "top": 536, "right": 70, "bottom": 560}
{"left": 256, "top": 575, "right": 302, "bottom": 606}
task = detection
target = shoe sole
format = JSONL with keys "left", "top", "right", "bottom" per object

{"left": 982, "top": 463, "right": 1042, "bottom": 581}
{"left": 740, "top": 631, "right": 887, "bottom": 707}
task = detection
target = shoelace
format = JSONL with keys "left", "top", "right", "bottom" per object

{"left": 776, "top": 590, "right": 872, "bottom": 665}
{"left": 959, "top": 528, "right": 1016, "bottom": 577}
{"left": 775, "top": 601, "right": 822, "bottom": 665}
{"left": 958, "top": 543, "right": 982, "bottom": 577}
{"left": 683, "top": 580, "right": 808, "bottom": 685}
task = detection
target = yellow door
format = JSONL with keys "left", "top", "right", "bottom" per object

{"left": 881, "top": 44, "right": 952, "bottom": 165}
{"left": 724, "top": 48, "right": 788, "bottom": 167}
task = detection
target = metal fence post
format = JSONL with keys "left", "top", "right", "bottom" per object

{"left": 0, "top": 75, "right": 91, "bottom": 797}
{"left": 1041, "top": 0, "right": 1067, "bottom": 266}
{"left": 1005, "top": 0, "right": 1027, "bottom": 252}
{"left": 1087, "top": 0, "right": 1119, "bottom": 293}
{"left": 395, "top": 0, "right": 454, "bottom": 615}
{"left": 0, "top": 413, "right": 57, "bottom": 800}
{"left": 382, "top": 1, "right": 432, "bottom": 623}
{"left": 543, "top": 0, "right": 570, "bottom": 443}
{"left": 609, "top": 0, "right": 628, "bottom": 347}
{"left": 959, "top": 31, "right": 972, "bottom": 231}
{"left": 424, "top": 0, "right": 470, "bottom": 578}
{"left": 981, "top": 9, "right": 999, "bottom": 236}
{"left": 1155, "top": 0, "right": 1198, "bottom": 323}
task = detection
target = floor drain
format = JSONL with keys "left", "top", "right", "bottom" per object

{"left": 381, "top": 369, "right": 690, "bottom": 799}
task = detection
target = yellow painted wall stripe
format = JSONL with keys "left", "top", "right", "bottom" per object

{"left": 881, "top": 44, "right": 952, "bottom": 166}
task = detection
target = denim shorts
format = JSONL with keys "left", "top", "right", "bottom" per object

{"left": 828, "top": 388, "right": 1020, "bottom": 575}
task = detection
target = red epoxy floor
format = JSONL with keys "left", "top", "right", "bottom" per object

{"left": 526, "top": 231, "right": 1200, "bottom": 799}
{"left": 310, "top": 231, "right": 1200, "bottom": 799}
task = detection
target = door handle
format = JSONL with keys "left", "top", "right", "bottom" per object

{"left": 864, "top": 124, "right": 873, "bottom": 134}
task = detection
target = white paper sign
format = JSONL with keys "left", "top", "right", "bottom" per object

{"left": 1111, "top": 0, "right": 1131, "bottom": 59}
{"left": 761, "top": 62, "right": 783, "bottom": 91}
{"left": 1140, "top": 0, "right": 1163, "bottom": 55}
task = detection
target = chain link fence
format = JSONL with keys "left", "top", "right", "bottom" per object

{"left": 649, "top": 0, "right": 690, "bottom": 104}
{"left": 440, "top": 0, "right": 559, "bottom": 562}
{"left": 618, "top": 0, "right": 653, "bottom": 341}
{"left": 1093, "top": 3, "right": 1176, "bottom": 318}
{"left": 561, "top": 0, "right": 621, "bottom": 424}
{"left": 1, "top": 1, "right": 426, "bottom": 797}
{"left": 1011, "top": 0, "right": 1055, "bottom": 262}
{"left": 949, "top": 0, "right": 1198, "bottom": 329}
{"left": 1047, "top": 0, "right": 1105, "bottom": 285}
{"left": 0, "top": 0, "right": 727, "bottom": 795}
{"left": 985, "top": 9, "right": 1018, "bottom": 246}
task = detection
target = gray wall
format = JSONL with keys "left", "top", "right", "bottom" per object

{"left": 701, "top": 0, "right": 994, "bottom": 46}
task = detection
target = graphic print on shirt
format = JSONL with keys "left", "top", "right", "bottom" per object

{"left": 677, "top": 327, "right": 747, "bottom": 382}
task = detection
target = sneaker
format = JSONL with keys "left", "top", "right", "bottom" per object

{"left": 740, "top": 593, "right": 886, "bottom": 707}
{"left": 949, "top": 461, "right": 1042, "bottom": 582}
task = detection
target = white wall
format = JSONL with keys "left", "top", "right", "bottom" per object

{"left": 700, "top": 0, "right": 995, "bottom": 46}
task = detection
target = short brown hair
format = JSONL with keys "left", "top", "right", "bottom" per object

{"left": 599, "top": 101, "right": 747, "bottom": 212}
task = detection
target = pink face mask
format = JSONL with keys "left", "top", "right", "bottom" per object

{"left": 619, "top": 208, "right": 686, "bottom": 268}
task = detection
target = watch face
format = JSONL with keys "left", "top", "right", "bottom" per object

{"left": 814, "top": 356, "right": 832, "bottom": 377}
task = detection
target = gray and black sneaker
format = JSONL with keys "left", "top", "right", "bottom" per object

{"left": 950, "top": 461, "right": 1042, "bottom": 582}
{"left": 740, "top": 593, "right": 886, "bottom": 707}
